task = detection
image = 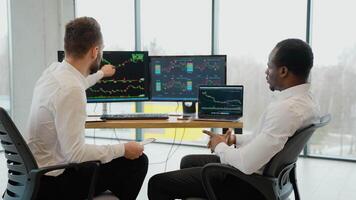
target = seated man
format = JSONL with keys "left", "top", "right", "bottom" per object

{"left": 25, "top": 17, "right": 148, "bottom": 200}
{"left": 148, "top": 38, "right": 320, "bottom": 200}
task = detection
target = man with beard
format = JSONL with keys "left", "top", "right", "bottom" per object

{"left": 26, "top": 17, "right": 148, "bottom": 200}
{"left": 148, "top": 38, "right": 320, "bottom": 200}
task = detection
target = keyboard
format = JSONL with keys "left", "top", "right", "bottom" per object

{"left": 100, "top": 113, "right": 169, "bottom": 120}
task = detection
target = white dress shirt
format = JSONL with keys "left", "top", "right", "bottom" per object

{"left": 26, "top": 61, "right": 125, "bottom": 176}
{"left": 214, "top": 84, "right": 320, "bottom": 175}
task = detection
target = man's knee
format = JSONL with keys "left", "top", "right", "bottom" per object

{"left": 148, "top": 173, "right": 167, "bottom": 199}
{"left": 180, "top": 154, "right": 197, "bottom": 169}
{"left": 148, "top": 173, "right": 159, "bottom": 190}
{"left": 148, "top": 174, "right": 159, "bottom": 198}
{"left": 180, "top": 154, "right": 219, "bottom": 169}
{"left": 138, "top": 153, "right": 149, "bottom": 167}
{"left": 136, "top": 153, "right": 149, "bottom": 174}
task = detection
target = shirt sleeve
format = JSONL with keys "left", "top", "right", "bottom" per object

{"left": 86, "top": 70, "right": 104, "bottom": 88}
{"left": 215, "top": 105, "right": 303, "bottom": 175}
{"left": 235, "top": 134, "right": 254, "bottom": 148}
{"left": 53, "top": 87, "right": 125, "bottom": 163}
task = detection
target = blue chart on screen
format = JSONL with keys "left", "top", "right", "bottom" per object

{"left": 150, "top": 55, "right": 226, "bottom": 101}
{"left": 198, "top": 86, "right": 243, "bottom": 120}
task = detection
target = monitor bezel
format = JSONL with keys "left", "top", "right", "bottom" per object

{"left": 57, "top": 50, "right": 151, "bottom": 103}
{"left": 198, "top": 85, "right": 244, "bottom": 119}
{"left": 57, "top": 50, "right": 64, "bottom": 62}
{"left": 149, "top": 55, "right": 227, "bottom": 102}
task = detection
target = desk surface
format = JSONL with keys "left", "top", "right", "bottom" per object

{"left": 86, "top": 118, "right": 243, "bottom": 129}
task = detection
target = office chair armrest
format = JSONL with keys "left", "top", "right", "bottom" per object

{"left": 31, "top": 160, "right": 101, "bottom": 176}
{"left": 201, "top": 163, "right": 277, "bottom": 200}
{"left": 29, "top": 160, "right": 101, "bottom": 200}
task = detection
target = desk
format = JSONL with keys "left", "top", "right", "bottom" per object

{"left": 86, "top": 118, "right": 243, "bottom": 129}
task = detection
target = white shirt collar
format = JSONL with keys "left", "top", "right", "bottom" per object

{"left": 62, "top": 60, "right": 89, "bottom": 88}
{"left": 274, "top": 83, "right": 311, "bottom": 101}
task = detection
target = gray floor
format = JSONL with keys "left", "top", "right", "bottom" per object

{"left": 1, "top": 139, "right": 356, "bottom": 200}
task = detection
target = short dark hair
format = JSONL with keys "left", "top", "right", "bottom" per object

{"left": 274, "top": 38, "right": 314, "bottom": 80}
{"left": 64, "top": 17, "right": 103, "bottom": 59}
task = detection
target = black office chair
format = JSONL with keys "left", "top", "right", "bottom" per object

{"left": 201, "top": 114, "right": 331, "bottom": 200}
{"left": 0, "top": 107, "right": 100, "bottom": 200}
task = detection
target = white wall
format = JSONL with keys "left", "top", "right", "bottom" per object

{"left": 10, "top": 0, "right": 75, "bottom": 132}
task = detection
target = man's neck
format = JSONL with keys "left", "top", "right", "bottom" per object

{"left": 279, "top": 75, "right": 307, "bottom": 91}
{"left": 65, "top": 58, "right": 90, "bottom": 77}
{"left": 284, "top": 81, "right": 307, "bottom": 90}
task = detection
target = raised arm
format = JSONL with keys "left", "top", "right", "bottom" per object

{"left": 86, "top": 65, "right": 116, "bottom": 88}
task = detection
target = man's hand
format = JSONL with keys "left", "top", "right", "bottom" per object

{"left": 100, "top": 65, "right": 116, "bottom": 77}
{"left": 204, "top": 129, "right": 235, "bottom": 152}
{"left": 124, "top": 141, "right": 144, "bottom": 160}
{"left": 225, "top": 129, "right": 236, "bottom": 146}
{"left": 203, "top": 130, "right": 227, "bottom": 152}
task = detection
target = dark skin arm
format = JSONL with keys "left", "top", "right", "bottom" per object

{"left": 203, "top": 129, "right": 236, "bottom": 152}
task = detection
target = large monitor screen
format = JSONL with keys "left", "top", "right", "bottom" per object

{"left": 150, "top": 55, "right": 226, "bottom": 101}
{"left": 58, "top": 51, "right": 150, "bottom": 102}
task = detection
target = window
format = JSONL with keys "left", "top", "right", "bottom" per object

{"left": 309, "top": 0, "right": 356, "bottom": 159}
{"left": 141, "top": 0, "right": 211, "bottom": 55}
{"left": 75, "top": 0, "right": 356, "bottom": 155}
{"left": 0, "top": 0, "right": 10, "bottom": 112}
{"left": 76, "top": 0, "right": 135, "bottom": 50}
{"left": 218, "top": 0, "right": 307, "bottom": 133}
{"left": 76, "top": 0, "right": 136, "bottom": 140}
{"left": 141, "top": 0, "right": 212, "bottom": 145}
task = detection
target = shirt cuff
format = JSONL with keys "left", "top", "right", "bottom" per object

{"left": 113, "top": 143, "right": 125, "bottom": 158}
{"left": 214, "top": 142, "right": 230, "bottom": 154}
{"left": 97, "top": 70, "right": 104, "bottom": 78}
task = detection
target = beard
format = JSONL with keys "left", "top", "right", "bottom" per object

{"left": 269, "top": 85, "right": 275, "bottom": 91}
{"left": 266, "top": 76, "right": 276, "bottom": 91}
{"left": 89, "top": 53, "right": 102, "bottom": 74}
{"left": 267, "top": 80, "right": 276, "bottom": 91}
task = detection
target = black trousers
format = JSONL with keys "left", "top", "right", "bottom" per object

{"left": 148, "top": 154, "right": 265, "bottom": 200}
{"left": 37, "top": 154, "right": 148, "bottom": 200}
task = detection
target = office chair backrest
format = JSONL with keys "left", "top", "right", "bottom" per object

{"left": 263, "top": 114, "right": 331, "bottom": 177}
{"left": 0, "top": 107, "right": 38, "bottom": 199}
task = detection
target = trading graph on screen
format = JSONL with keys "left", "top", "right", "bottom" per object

{"left": 150, "top": 55, "right": 226, "bottom": 101}
{"left": 198, "top": 85, "right": 243, "bottom": 119}
{"left": 58, "top": 51, "right": 149, "bottom": 102}
{"left": 86, "top": 51, "right": 149, "bottom": 102}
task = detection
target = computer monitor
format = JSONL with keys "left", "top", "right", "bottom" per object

{"left": 198, "top": 85, "right": 243, "bottom": 120}
{"left": 57, "top": 50, "right": 65, "bottom": 62}
{"left": 57, "top": 51, "right": 150, "bottom": 102}
{"left": 149, "top": 55, "right": 226, "bottom": 101}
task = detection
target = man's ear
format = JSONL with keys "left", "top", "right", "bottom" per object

{"left": 279, "top": 66, "right": 288, "bottom": 78}
{"left": 90, "top": 46, "right": 99, "bottom": 59}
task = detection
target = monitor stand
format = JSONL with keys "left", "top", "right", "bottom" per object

{"left": 182, "top": 101, "right": 196, "bottom": 117}
{"left": 102, "top": 102, "right": 108, "bottom": 115}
